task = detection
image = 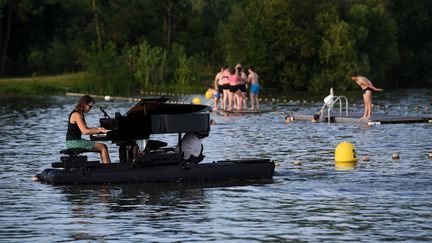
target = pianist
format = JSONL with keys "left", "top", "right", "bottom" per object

{"left": 66, "top": 95, "right": 111, "bottom": 164}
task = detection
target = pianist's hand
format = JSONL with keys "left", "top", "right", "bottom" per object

{"left": 97, "top": 127, "right": 111, "bottom": 134}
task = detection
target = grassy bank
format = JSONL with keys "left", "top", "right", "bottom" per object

{"left": 0, "top": 73, "right": 86, "bottom": 96}
{"left": 0, "top": 72, "right": 207, "bottom": 96}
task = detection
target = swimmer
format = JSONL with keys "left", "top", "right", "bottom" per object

{"left": 285, "top": 115, "right": 293, "bottom": 124}
{"left": 311, "top": 114, "right": 320, "bottom": 123}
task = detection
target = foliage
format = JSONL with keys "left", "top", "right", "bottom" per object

{"left": 219, "top": 0, "right": 399, "bottom": 91}
{"left": 134, "top": 40, "right": 168, "bottom": 90}
{"left": 79, "top": 42, "right": 136, "bottom": 95}
{"left": 0, "top": 0, "right": 431, "bottom": 94}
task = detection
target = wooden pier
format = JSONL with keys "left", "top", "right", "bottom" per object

{"left": 294, "top": 112, "right": 432, "bottom": 125}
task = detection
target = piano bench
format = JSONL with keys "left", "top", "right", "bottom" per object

{"left": 146, "top": 140, "right": 168, "bottom": 150}
{"left": 60, "top": 148, "right": 92, "bottom": 156}
{"left": 61, "top": 155, "right": 87, "bottom": 163}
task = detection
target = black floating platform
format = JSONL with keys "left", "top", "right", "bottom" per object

{"left": 36, "top": 159, "right": 275, "bottom": 185}
{"left": 294, "top": 112, "right": 432, "bottom": 125}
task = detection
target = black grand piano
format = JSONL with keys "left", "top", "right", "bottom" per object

{"left": 35, "top": 98, "right": 275, "bottom": 185}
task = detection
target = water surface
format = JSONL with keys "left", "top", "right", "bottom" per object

{"left": 0, "top": 89, "right": 431, "bottom": 242}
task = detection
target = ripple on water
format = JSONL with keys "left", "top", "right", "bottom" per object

{"left": 0, "top": 91, "right": 432, "bottom": 242}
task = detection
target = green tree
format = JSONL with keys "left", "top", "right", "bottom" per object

{"left": 80, "top": 41, "right": 135, "bottom": 95}
{"left": 347, "top": 0, "right": 398, "bottom": 85}
{"left": 389, "top": 0, "right": 432, "bottom": 86}
{"left": 134, "top": 40, "right": 168, "bottom": 90}
{"left": 311, "top": 5, "right": 361, "bottom": 90}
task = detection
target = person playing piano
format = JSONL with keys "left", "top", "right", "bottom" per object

{"left": 66, "top": 95, "right": 111, "bottom": 164}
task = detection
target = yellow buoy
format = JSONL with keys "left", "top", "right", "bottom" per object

{"left": 362, "top": 155, "right": 370, "bottom": 161}
{"left": 205, "top": 90, "right": 213, "bottom": 99}
{"left": 335, "top": 141, "right": 358, "bottom": 163}
{"left": 335, "top": 161, "right": 357, "bottom": 171}
{"left": 192, "top": 97, "right": 202, "bottom": 104}
{"left": 293, "top": 160, "right": 301, "bottom": 165}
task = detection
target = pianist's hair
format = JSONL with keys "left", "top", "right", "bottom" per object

{"left": 75, "top": 95, "right": 95, "bottom": 113}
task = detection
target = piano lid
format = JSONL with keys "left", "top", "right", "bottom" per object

{"left": 125, "top": 98, "right": 211, "bottom": 117}
{"left": 96, "top": 98, "right": 211, "bottom": 141}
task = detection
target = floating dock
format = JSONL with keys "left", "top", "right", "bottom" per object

{"left": 214, "top": 109, "right": 276, "bottom": 116}
{"left": 294, "top": 112, "right": 432, "bottom": 125}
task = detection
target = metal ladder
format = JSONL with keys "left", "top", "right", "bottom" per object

{"left": 319, "top": 90, "right": 349, "bottom": 124}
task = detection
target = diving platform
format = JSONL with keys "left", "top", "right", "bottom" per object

{"left": 293, "top": 88, "right": 432, "bottom": 125}
{"left": 294, "top": 112, "right": 432, "bottom": 125}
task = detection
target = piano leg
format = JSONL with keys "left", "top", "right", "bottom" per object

{"left": 119, "top": 144, "right": 127, "bottom": 163}
{"left": 127, "top": 145, "right": 134, "bottom": 163}
{"left": 118, "top": 142, "right": 137, "bottom": 163}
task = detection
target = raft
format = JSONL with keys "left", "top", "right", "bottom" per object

{"left": 294, "top": 112, "right": 432, "bottom": 125}
{"left": 36, "top": 159, "right": 275, "bottom": 185}
{"left": 35, "top": 98, "right": 275, "bottom": 185}
{"left": 214, "top": 109, "right": 275, "bottom": 116}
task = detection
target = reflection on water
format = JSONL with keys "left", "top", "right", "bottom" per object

{"left": 0, "top": 89, "right": 431, "bottom": 241}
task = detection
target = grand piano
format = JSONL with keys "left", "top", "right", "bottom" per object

{"left": 91, "top": 98, "right": 211, "bottom": 163}
{"left": 35, "top": 98, "right": 275, "bottom": 185}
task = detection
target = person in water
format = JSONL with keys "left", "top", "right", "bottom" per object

{"left": 66, "top": 95, "right": 111, "bottom": 164}
{"left": 351, "top": 73, "right": 383, "bottom": 120}
{"left": 285, "top": 115, "right": 293, "bottom": 124}
{"left": 311, "top": 113, "right": 320, "bottom": 123}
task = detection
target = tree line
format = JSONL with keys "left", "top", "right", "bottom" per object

{"left": 1, "top": 0, "right": 431, "bottom": 95}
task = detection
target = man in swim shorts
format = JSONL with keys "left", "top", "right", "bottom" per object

{"left": 351, "top": 73, "right": 383, "bottom": 120}
{"left": 248, "top": 66, "right": 260, "bottom": 110}
{"left": 213, "top": 66, "right": 224, "bottom": 110}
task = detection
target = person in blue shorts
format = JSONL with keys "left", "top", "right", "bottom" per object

{"left": 66, "top": 95, "right": 111, "bottom": 164}
{"left": 248, "top": 66, "right": 260, "bottom": 110}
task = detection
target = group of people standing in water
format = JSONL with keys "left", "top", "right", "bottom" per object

{"left": 212, "top": 63, "right": 260, "bottom": 111}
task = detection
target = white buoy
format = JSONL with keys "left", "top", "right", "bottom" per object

{"left": 293, "top": 160, "right": 301, "bottom": 165}
{"left": 324, "top": 88, "right": 334, "bottom": 106}
{"left": 104, "top": 95, "right": 111, "bottom": 101}
{"left": 392, "top": 153, "right": 400, "bottom": 160}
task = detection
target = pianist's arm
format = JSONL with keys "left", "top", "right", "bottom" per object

{"left": 71, "top": 112, "right": 110, "bottom": 135}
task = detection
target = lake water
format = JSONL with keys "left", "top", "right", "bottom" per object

{"left": 0, "top": 89, "right": 431, "bottom": 242}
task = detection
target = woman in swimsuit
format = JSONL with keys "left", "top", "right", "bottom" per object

{"left": 235, "top": 64, "right": 248, "bottom": 110}
{"left": 220, "top": 66, "right": 231, "bottom": 110}
{"left": 351, "top": 73, "right": 383, "bottom": 120}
